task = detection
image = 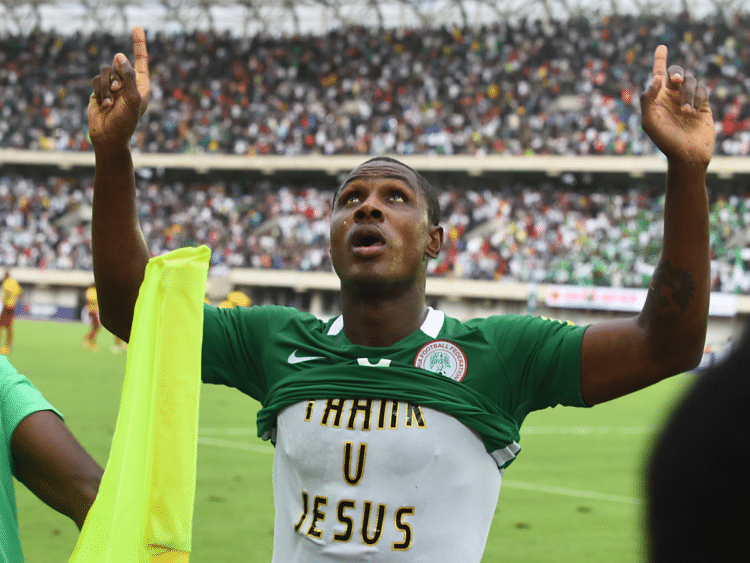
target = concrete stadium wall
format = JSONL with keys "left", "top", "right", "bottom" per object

{"left": 8, "top": 266, "right": 747, "bottom": 352}
{"left": 2, "top": 149, "right": 750, "bottom": 178}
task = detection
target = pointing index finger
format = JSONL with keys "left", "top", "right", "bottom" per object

{"left": 132, "top": 26, "right": 148, "bottom": 76}
{"left": 652, "top": 45, "right": 668, "bottom": 84}
{"left": 131, "top": 26, "right": 150, "bottom": 109}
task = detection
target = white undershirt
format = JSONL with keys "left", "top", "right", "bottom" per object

{"left": 272, "top": 399, "right": 502, "bottom": 562}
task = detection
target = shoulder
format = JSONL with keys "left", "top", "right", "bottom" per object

{"left": 0, "top": 357, "right": 59, "bottom": 437}
{"left": 204, "top": 303, "right": 326, "bottom": 331}
{"left": 459, "top": 313, "right": 587, "bottom": 347}
{"left": 462, "top": 313, "right": 582, "bottom": 331}
{"left": 0, "top": 355, "right": 25, "bottom": 394}
{"left": 0, "top": 357, "right": 45, "bottom": 400}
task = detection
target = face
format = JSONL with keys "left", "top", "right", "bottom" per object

{"left": 329, "top": 160, "right": 443, "bottom": 292}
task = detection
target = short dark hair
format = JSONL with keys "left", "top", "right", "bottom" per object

{"left": 340, "top": 156, "right": 441, "bottom": 226}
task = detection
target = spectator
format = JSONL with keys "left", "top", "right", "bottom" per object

{"left": 1, "top": 170, "right": 750, "bottom": 292}
{"left": 1, "top": 15, "right": 750, "bottom": 156}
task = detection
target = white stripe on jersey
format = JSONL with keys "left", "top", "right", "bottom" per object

{"left": 327, "top": 307, "right": 445, "bottom": 338}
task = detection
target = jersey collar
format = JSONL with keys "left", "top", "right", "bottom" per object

{"left": 327, "top": 307, "right": 445, "bottom": 338}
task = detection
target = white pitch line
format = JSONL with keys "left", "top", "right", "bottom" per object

{"left": 200, "top": 427, "right": 256, "bottom": 436}
{"left": 521, "top": 426, "right": 651, "bottom": 435}
{"left": 198, "top": 436, "right": 275, "bottom": 454}
{"left": 502, "top": 480, "right": 641, "bottom": 505}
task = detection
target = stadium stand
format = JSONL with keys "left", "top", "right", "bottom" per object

{"left": 0, "top": 2, "right": 749, "bottom": 347}
{"left": 1, "top": 166, "right": 749, "bottom": 293}
{"left": 1, "top": 11, "right": 750, "bottom": 157}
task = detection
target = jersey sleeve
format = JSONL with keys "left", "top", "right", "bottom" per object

{"left": 486, "top": 315, "right": 590, "bottom": 420}
{"left": 0, "top": 357, "right": 61, "bottom": 475}
{"left": 202, "top": 303, "right": 268, "bottom": 401}
{"left": 202, "top": 304, "right": 314, "bottom": 403}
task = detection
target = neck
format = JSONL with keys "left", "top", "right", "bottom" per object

{"left": 339, "top": 284, "right": 428, "bottom": 347}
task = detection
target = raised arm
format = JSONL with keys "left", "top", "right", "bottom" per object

{"left": 11, "top": 410, "right": 103, "bottom": 529}
{"left": 580, "top": 45, "right": 714, "bottom": 405}
{"left": 88, "top": 26, "right": 151, "bottom": 341}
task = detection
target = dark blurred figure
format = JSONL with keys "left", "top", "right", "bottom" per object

{"left": 646, "top": 323, "right": 750, "bottom": 562}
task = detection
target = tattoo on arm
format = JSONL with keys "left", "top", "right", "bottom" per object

{"left": 650, "top": 260, "right": 695, "bottom": 315}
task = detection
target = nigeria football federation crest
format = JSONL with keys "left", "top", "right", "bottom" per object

{"left": 414, "top": 340, "right": 468, "bottom": 382}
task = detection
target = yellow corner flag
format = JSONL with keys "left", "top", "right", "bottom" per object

{"left": 70, "top": 246, "right": 210, "bottom": 562}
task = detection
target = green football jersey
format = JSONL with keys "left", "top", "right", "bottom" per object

{"left": 202, "top": 304, "right": 589, "bottom": 469}
{"left": 0, "top": 356, "right": 60, "bottom": 563}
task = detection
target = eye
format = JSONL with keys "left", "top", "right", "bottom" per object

{"left": 336, "top": 190, "right": 360, "bottom": 207}
{"left": 388, "top": 191, "right": 407, "bottom": 203}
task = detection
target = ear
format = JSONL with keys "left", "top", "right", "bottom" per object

{"left": 425, "top": 224, "right": 443, "bottom": 259}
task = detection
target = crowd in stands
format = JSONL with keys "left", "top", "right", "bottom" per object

{"left": 0, "top": 12, "right": 749, "bottom": 156}
{"left": 2, "top": 12, "right": 750, "bottom": 293}
{"left": 1, "top": 170, "right": 749, "bottom": 294}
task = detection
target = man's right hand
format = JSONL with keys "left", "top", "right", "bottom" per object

{"left": 88, "top": 26, "right": 151, "bottom": 149}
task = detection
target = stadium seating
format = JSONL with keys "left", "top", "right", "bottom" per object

{"left": 1, "top": 13, "right": 750, "bottom": 292}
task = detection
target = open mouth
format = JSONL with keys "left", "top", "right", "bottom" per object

{"left": 354, "top": 234, "right": 383, "bottom": 246}
{"left": 350, "top": 227, "right": 386, "bottom": 255}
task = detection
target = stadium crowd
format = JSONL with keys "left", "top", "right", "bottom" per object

{"left": 1, "top": 11, "right": 750, "bottom": 292}
{"left": 0, "top": 12, "right": 749, "bottom": 156}
{"left": 1, "top": 170, "right": 749, "bottom": 293}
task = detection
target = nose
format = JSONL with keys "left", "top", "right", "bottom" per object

{"left": 354, "top": 196, "right": 383, "bottom": 221}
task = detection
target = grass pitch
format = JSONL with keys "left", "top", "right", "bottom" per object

{"left": 8, "top": 318, "right": 697, "bottom": 562}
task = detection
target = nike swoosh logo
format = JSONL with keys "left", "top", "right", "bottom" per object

{"left": 288, "top": 349, "right": 325, "bottom": 364}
